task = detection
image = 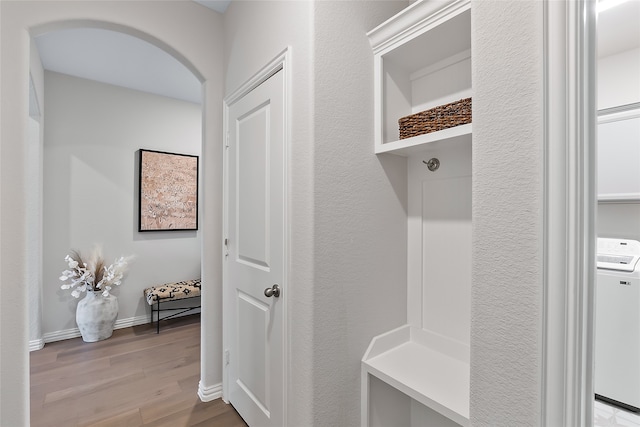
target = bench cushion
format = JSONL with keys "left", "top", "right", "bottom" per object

{"left": 144, "top": 279, "right": 201, "bottom": 305}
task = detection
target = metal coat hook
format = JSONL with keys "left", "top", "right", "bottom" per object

{"left": 423, "top": 158, "right": 440, "bottom": 172}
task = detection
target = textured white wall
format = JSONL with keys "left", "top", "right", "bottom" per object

{"left": 0, "top": 3, "right": 223, "bottom": 424}
{"left": 42, "top": 71, "right": 202, "bottom": 334}
{"left": 311, "top": 2, "right": 408, "bottom": 426}
{"left": 471, "top": 1, "right": 544, "bottom": 425}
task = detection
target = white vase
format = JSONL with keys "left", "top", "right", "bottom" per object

{"left": 76, "top": 291, "right": 118, "bottom": 342}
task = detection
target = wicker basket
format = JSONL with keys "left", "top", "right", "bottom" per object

{"left": 398, "top": 97, "right": 472, "bottom": 140}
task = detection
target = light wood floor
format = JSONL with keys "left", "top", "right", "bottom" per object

{"left": 30, "top": 315, "right": 248, "bottom": 427}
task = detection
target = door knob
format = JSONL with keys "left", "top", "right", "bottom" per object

{"left": 264, "top": 284, "right": 281, "bottom": 298}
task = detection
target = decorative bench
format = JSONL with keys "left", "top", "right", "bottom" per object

{"left": 144, "top": 279, "right": 201, "bottom": 333}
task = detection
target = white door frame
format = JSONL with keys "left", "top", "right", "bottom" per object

{"left": 542, "top": 0, "right": 597, "bottom": 425}
{"left": 222, "top": 48, "right": 291, "bottom": 425}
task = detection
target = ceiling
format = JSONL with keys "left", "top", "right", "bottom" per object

{"left": 193, "top": 0, "right": 231, "bottom": 14}
{"left": 35, "top": 28, "right": 204, "bottom": 104}
{"left": 33, "top": 0, "right": 639, "bottom": 105}
{"left": 34, "top": 1, "right": 230, "bottom": 105}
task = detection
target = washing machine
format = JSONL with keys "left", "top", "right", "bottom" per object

{"left": 595, "top": 237, "right": 640, "bottom": 412}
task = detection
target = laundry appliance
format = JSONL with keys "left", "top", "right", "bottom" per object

{"left": 595, "top": 237, "right": 640, "bottom": 412}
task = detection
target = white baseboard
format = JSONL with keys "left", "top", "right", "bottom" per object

{"left": 198, "top": 381, "right": 223, "bottom": 402}
{"left": 41, "top": 314, "right": 150, "bottom": 345}
{"left": 114, "top": 314, "right": 150, "bottom": 330}
{"left": 29, "top": 338, "right": 45, "bottom": 352}
{"left": 43, "top": 327, "right": 82, "bottom": 343}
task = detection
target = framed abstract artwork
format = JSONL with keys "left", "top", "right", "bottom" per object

{"left": 138, "top": 149, "right": 199, "bottom": 231}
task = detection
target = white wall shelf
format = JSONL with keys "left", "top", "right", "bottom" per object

{"left": 375, "top": 123, "right": 471, "bottom": 156}
{"left": 598, "top": 194, "right": 640, "bottom": 203}
{"left": 362, "top": 325, "right": 470, "bottom": 427}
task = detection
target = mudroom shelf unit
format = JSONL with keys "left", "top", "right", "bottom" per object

{"left": 362, "top": 1, "right": 472, "bottom": 426}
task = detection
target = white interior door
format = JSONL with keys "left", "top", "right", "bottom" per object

{"left": 224, "top": 68, "right": 285, "bottom": 427}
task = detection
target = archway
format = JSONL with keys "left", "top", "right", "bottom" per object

{"left": 0, "top": 3, "right": 223, "bottom": 425}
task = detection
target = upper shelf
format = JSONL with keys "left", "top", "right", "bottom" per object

{"left": 369, "top": 0, "right": 472, "bottom": 154}
{"left": 375, "top": 123, "right": 471, "bottom": 156}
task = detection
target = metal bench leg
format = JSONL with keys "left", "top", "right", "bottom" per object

{"left": 156, "top": 300, "right": 160, "bottom": 334}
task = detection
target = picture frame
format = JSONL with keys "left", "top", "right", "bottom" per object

{"left": 138, "top": 149, "right": 199, "bottom": 231}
